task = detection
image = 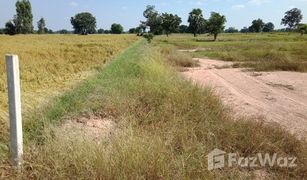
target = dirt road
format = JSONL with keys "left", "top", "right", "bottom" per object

{"left": 182, "top": 58, "right": 307, "bottom": 137}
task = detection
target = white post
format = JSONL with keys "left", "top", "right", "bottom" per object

{"left": 6, "top": 55, "right": 23, "bottom": 168}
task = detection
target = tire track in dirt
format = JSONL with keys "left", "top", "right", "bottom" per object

{"left": 182, "top": 58, "right": 307, "bottom": 138}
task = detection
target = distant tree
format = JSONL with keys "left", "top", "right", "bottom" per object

{"left": 142, "top": 5, "right": 163, "bottom": 35}
{"left": 225, "top": 27, "right": 238, "bottom": 33}
{"left": 179, "top": 25, "right": 188, "bottom": 33}
{"left": 37, "top": 18, "right": 46, "bottom": 34}
{"left": 188, "top": 8, "right": 205, "bottom": 37}
{"left": 97, "top": 28, "right": 104, "bottom": 34}
{"left": 298, "top": 24, "right": 307, "bottom": 35}
{"left": 135, "top": 25, "right": 145, "bottom": 36}
{"left": 128, "top": 28, "right": 136, "bottom": 33}
{"left": 71, "top": 12, "right": 96, "bottom": 35}
{"left": 104, "top": 30, "right": 111, "bottom": 34}
{"left": 15, "top": 0, "right": 33, "bottom": 34}
{"left": 47, "top": 28, "right": 53, "bottom": 34}
{"left": 4, "top": 21, "right": 16, "bottom": 35}
{"left": 263, "top": 22, "right": 275, "bottom": 32}
{"left": 0, "top": 29, "right": 4, "bottom": 34}
{"left": 58, "top": 29, "right": 70, "bottom": 34}
{"left": 207, "top": 12, "right": 226, "bottom": 41}
{"left": 249, "top": 19, "right": 264, "bottom": 32}
{"left": 111, "top": 23, "right": 124, "bottom": 34}
{"left": 240, "top": 27, "right": 249, "bottom": 33}
{"left": 161, "top": 13, "right": 182, "bottom": 36}
{"left": 281, "top": 8, "right": 303, "bottom": 30}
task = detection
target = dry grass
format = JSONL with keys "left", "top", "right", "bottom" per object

{"left": 0, "top": 34, "right": 138, "bottom": 142}
{"left": 1, "top": 41, "right": 306, "bottom": 179}
{"left": 157, "top": 44, "right": 199, "bottom": 68}
{"left": 156, "top": 33, "right": 307, "bottom": 72}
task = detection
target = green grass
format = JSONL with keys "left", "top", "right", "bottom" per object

{"left": 156, "top": 33, "right": 307, "bottom": 72}
{"left": 1, "top": 39, "right": 307, "bottom": 179}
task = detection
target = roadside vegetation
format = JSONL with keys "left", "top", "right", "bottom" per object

{"left": 1, "top": 40, "right": 306, "bottom": 179}
{"left": 157, "top": 33, "right": 307, "bottom": 72}
{"left": 0, "top": 35, "right": 138, "bottom": 145}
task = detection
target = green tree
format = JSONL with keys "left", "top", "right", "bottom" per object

{"left": 188, "top": 9, "right": 205, "bottom": 37}
{"left": 263, "top": 22, "right": 275, "bottom": 32}
{"left": 142, "top": 5, "right": 163, "bottom": 35}
{"left": 111, "top": 23, "right": 124, "bottom": 34}
{"left": 0, "top": 29, "right": 4, "bottom": 34}
{"left": 298, "top": 24, "right": 307, "bottom": 35}
{"left": 249, "top": 19, "right": 264, "bottom": 32}
{"left": 240, "top": 27, "right": 249, "bottom": 33}
{"left": 225, "top": 27, "right": 238, "bottom": 33}
{"left": 58, "top": 29, "right": 70, "bottom": 34}
{"left": 129, "top": 28, "right": 136, "bottom": 34}
{"left": 161, "top": 13, "right": 182, "bottom": 36}
{"left": 4, "top": 21, "right": 16, "bottom": 35}
{"left": 179, "top": 25, "right": 188, "bottom": 33}
{"left": 15, "top": 0, "right": 33, "bottom": 34}
{"left": 281, "top": 8, "right": 303, "bottom": 30}
{"left": 207, "top": 12, "right": 226, "bottom": 41}
{"left": 37, "top": 18, "right": 46, "bottom": 34}
{"left": 71, "top": 12, "right": 96, "bottom": 35}
{"left": 97, "top": 28, "right": 104, "bottom": 34}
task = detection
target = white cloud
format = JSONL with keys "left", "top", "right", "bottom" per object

{"left": 231, "top": 4, "right": 245, "bottom": 10}
{"left": 248, "top": 0, "right": 270, "bottom": 5}
{"left": 69, "top": 1, "right": 79, "bottom": 7}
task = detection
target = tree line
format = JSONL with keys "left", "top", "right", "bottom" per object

{"left": 1, "top": 1, "right": 306, "bottom": 38}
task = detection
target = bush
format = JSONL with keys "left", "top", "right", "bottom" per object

{"left": 143, "top": 33, "right": 154, "bottom": 43}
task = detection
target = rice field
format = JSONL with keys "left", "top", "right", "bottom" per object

{"left": 156, "top": 33, "right": 307, "bottom": 72}
{"left": 0, "top": 35, "right": 139, "bottom": 140}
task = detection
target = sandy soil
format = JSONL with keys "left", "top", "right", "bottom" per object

{"left": 58, "top": 114, "right": 116, "bottom": 142}
{"left": 182, "top": 58, "right": 307, "bottom": 138}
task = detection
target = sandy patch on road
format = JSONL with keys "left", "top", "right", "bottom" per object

{"left": 182, "top": 58, "right": 307, "bottom": 137}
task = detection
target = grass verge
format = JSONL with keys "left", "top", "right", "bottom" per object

{"left": 1, "top": 40, "right": 306, "bottom": 179}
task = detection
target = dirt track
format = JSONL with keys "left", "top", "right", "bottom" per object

{"left": 182, "top": 58, "right": 307, "bottom": 137}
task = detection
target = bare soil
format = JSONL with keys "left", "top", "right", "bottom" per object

{"left": 182, "top": 58, "right": 307, "bottom": 138}
{"left": 59, "top": 115, "right": 116, "bottom": 142}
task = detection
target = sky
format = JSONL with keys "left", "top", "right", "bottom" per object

{"left": 0, "top": 0, "right": 307, "bottom": 31}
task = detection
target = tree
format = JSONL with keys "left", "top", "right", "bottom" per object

{"left": 249, "top": 19, "right": 264, "bottom": 32}
{"left": 0, "top": 29, "right": 4, "bottom": 34}
{"left": 129, "top": 28, "right": 136, "bottom": 34}
{"left": 179, "top": 25, "right": 188, "bottom": 33}
{"left": 142, "top": 5, "right": 163, "bottom": 35}
{"left": 15, "top": 0, "right": 33, "bottom": 34}
{"left": 58, "top": 29, "right": 70, "bottom": 34}
{"left": 71, "top": 12, "right": 96, "bottom": 35}
{"left": 97, "top": 28, "right": 104, "bottom": 34}
{"left": 298, "top": 24, "right": 307, "bottom": 35}
{"left": 281, "top": 8, "right": 303, "bottom": 30}
{"left": 136, "top": 25, "right": 145, "bottom": 36}
{"left": 240, "top": 27, "right": 249, "bottom": 33}
{"left": 37, "top": 18, "right": 46, "bottom": 34}
{"left": 111, "top": 23, "right": 124, "bottom": 34}
{"left": 263, "top": 22, "right": 275, "bottom": 32}
{"left": 207, "top": 12, "right": 226, "bottom": 41}
{"left": 161, "top": 13, "right": 182, "bottom": 36}
{"left": 4, "top": 21, "right": 16, "bottom": 35}
{"left": 225, "top": 27, "right": 238, "bottom": 33}
{"left": 188, "top": 8, "right": 205, "bottom": 37}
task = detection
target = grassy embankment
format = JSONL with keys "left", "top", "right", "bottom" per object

{"left": 1, "top": 39, "right": 306, "bottom": 179}
{"left": 0, "top": 34, "right": 138, "bottom": 150}
{"left": 156, "top": 33, "right": 307, "bottom": 72}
